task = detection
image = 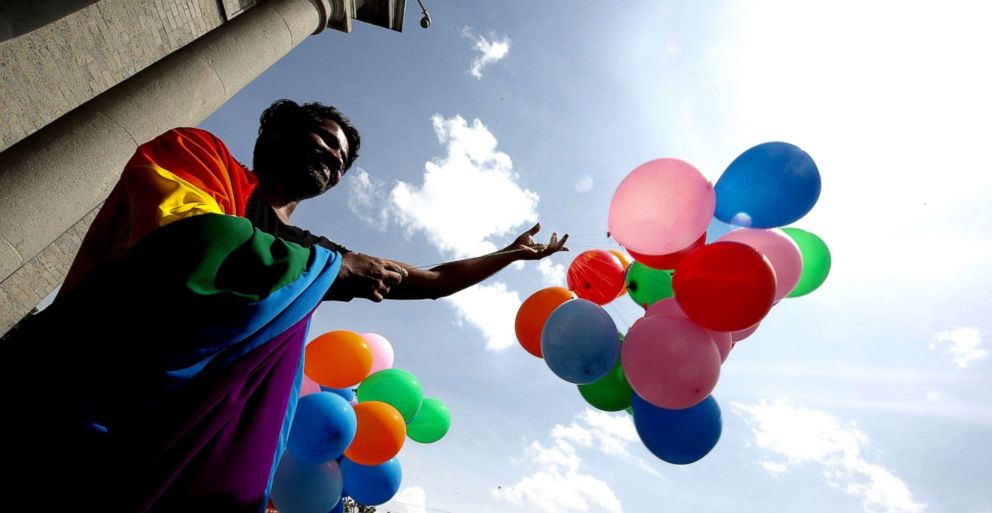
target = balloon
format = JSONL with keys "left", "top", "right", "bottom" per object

{"left": 608, "top": 250, "right": 632, "bottom": 297}
{"left": 360, "top": 333, "right": 395, "bottom": 374}
{"left": 341, "top": 457, "right": 403, "bottom": 506}
{"left": 306, "top": 331, "right": 373, "bottom": 388}
{"left": 781, "top": 227, "right": 831, "bottom": 297}
{"left": 608, "top": 158, "right": 716, "bottom": 255}
{"left": 673, "top": 242, "right": 777, "bottom": 332}
{"left": 731, "top": 323, "right": 759, "bottom": 342}
{"left": 541, "top": 299, "right": 621, "bottom": 384}
{"left": 714, "top": 142, "right": 820, "bottom": 228}
{"left": 577, "top": 357, "right": 633, "bottom": 411}
{"left": 631, "top": 393, "right": 722, "bottom": 464}
{"left": 710, "top": 330, "right": 732, "bottom": 363}
{"left": 288, "top": 392, "right": 358, "bottom": 463}
{"left": 514, "top": 287, "right": 575, "bottom": 357}
{"left": 717, "top": 228, "right": 803, "bottom": 301}
{"left": 622, "top": 314, "right": 721, "bottom": 409}
{"left": 322, "top": 385, "right": 357, "bottom": 404}
{"left": 624, "top": 262, "right": 673, "bottom": 308}
{"left": 300, "top": 375, "right": 321, "bottom": 397}
{"left": 406, "top": 397, "right": 452, "bottom": 443}
{"left": 627, "top": 233, "right": 705, "bottom": 270}
{"left": 345, "top": 401, "right": 406, "bottom": 466}
{"left": 356, "top": 369, "right": 424, "bottom": 423}
{"left": 271, "top": 451, "right": 343, "bottom": 513}
{"left": 566, "top": 250, "right": 626, "bottom": 305}
{"left": 640, "top": 298, "right": 731, "bottom": 362}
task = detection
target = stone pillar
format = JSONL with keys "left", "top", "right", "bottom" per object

{"left": 0, "top": 0, "right": 334, "bottom": 334}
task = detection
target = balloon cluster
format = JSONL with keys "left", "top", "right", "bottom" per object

{"left": 516, "top": 142, "right": 831, "bottom": 465}
{"left": 271, "top": 331, "right": 452, "bottom": 513}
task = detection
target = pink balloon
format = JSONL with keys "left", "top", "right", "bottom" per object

{"left": 731, "top": 323, "right": 759, "bottom": 342}
{"left": 622, "top": 314, "right": 721, "bottom": 409}
{"left": 360, "top": 333, "right": 394, "bottom": 374}
{"left": 710, "top": 330, "right": 732, "bottom": 363}
{"left": 300, "top": 375, "right": 321, "bottom": 397}
{"left": 716, "top": 228, "right": 802, "bottom": 301}
{"left": 608, "top": 159, "right": 716, "bottom": 255}
{"left": 642, "top": 298, "right": 731, "bottom": 362}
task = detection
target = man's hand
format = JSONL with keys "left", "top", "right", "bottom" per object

{"left": 508, "top": 223, "right": 569, "bottom": 261}
{"left": 326, "top": 253, "right": 408, "bottom": 302}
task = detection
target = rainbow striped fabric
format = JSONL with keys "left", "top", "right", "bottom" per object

{"left": 1, "top": 128, "right": 340, "bottom": 512}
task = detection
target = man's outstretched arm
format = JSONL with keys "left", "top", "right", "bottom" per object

{"left": 323, "top": 223, "right": 568, "bottom": 302}
{"left": 385, "top": 223, "right": 568, "bottom": 300}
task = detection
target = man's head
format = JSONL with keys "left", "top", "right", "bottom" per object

{"left": 252, "top": 99, "right": 362, "bottom": 201}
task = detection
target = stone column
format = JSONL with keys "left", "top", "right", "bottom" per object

{"left": 0, "top": 0, "right": 334, "bottom": 334}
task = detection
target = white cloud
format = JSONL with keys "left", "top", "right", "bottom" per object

{"left": 537, "top": 259, "right": 566, "bottom": 286}
{"left": 346, "top": 167, "right": 390, "bottom": 230}
{"left": 734, "top": 398, "right": 925, "bottom": 513}
{"left": 462, "top": 27, "right": 511, "bottom": 79}
{"left": 495, "top": 409, "right": 661, "bottom": 513}
{"left": 931, "top": 327, "right": 988, "bottom": 368}
{"left": 387, "top": 486, "right": 427, "bottom": 513}
{"left": 574, "top": 175, "right": 593, "bottom": 193}
{"left": 445, "top": 282, "right": 521, "bottom": 351}
{"left": 391, "top": 114, "right": 538, "bottom": 259}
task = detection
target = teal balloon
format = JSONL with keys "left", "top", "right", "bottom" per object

{"left": 541, "top": 299, "right": 621, "bottom": 384}
{"left": 271, "top": 452, "right": 343, "bottom": 513}
{"left": 625, "top": 263, "right": 673, "bottom": 308}
{"left": 356, "top": 369, "right": 423, "bottom": 422}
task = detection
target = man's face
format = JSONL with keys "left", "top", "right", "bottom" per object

{"left": 257, "top": 118, "right": 351, "bottom": 201}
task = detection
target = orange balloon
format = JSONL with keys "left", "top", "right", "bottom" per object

{"left": 345, "top": 401, "right": 406, "bottom": 465}
{"left": 608, "top": 250, "right": 632, "bottom": 297}
{"left": 514, "top": 287, "right": 575, "bottom": 358}
{"left": 305, "top": 330, "right": 373, "bottom": 388}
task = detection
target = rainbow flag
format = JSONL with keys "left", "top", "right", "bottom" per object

{"left": 0, "top": 128, "right": 339, "bottom": 512}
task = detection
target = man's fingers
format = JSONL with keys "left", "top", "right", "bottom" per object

{"left": 381, "top": 269, "right": 405, "bottom": 286}
{"left": 384, "top": 260, "right": 409, "bottom": 278}
{"left": 527, "top": 222, "right": 541, "bottom": 235}
{"left": 558, "top": 233, "right": 569, "bottom": 248}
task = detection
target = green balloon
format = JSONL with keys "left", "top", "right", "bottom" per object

{"left": 577, "top": 358, "right": 632, "bottom": 411}
{"left": 625, "top": 262, "right": 674, "bottom": 308}
{"left": 407, "top": 397, "right": 451, "bottom": 443}
{"left": 356, "top": 369, "right": 424, "bottom": 422}
{"left": 781, "top": 227, "right": 831, "bottom": 297}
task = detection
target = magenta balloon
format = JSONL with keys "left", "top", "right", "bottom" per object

{"left": 608, "top": 159, "right": 716, "bottom": 255}
{"left": 622, "top": 314, "right": 721, "bottom": 409}
{"left": 301, "top": 375, "right": 321, "bottom": 397}
{"left": 716, "top": 228, "right": 803, "bottom": 301}
{"left": 643, "top": 298, "right": 730, "bottom": 363}
{"left": 731, "top": 323, "right": 759, "bottom": 342}
{"left": 360, "top": 333, "right": 395, "bottom": 374}
{"left": 711, "top": 330, "right": 732, "bottom": 363}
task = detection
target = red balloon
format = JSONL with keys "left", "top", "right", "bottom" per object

{"left": 627, "top": 233, "right": 705, "bottom": 270}
{"left": 672, "top": 242, "right": 776, "bottom": 332}
{"left": 567, "top": 250, "right": 625, "bottom": 305}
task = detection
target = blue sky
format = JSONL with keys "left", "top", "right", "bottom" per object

{"left": 194, "top": 2, "right": 992, "bottom": 512}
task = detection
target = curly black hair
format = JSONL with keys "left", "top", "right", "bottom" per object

{"left": 256, "top": 99, "right": 361, "bottom": 170}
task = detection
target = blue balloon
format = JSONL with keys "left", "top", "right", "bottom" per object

{"left": 329, "top": 498, "right": 345, "bottom": 513}
{"left": 270, "top": 451, "right": 343, "bottom": 513}
{"left": 714, "top": 142, "right": 820, "bottom": 228}
{"left": 631, "top": 393, "right": 722, "bottom": 464}
{"left": 340, "top": 457, "right": 403, "bottom": 506}
{"left": 541, "top": 299, "right": 620, "bottom": 384}
{"left": 321, "top": 385, "right": 357, "bottom": 403}
{"left": 288, "top": 392, "right": 357, "bottom": 463}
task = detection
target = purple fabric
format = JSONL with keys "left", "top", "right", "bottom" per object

{"left": 117, "top": 315, "right": 310, "bottom": 513}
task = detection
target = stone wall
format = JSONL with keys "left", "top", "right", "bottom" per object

{"left": 0, "top": 0, "right": 229, "bottom": 152}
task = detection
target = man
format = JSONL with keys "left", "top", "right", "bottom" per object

{"left": 0, "top": 100, "right": 567, "bottom": 512}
